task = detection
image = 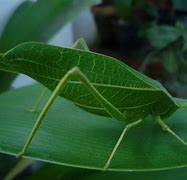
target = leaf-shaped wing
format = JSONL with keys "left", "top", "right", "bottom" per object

{"left": 1, "top": 42, "right": 179, "bottom": 120}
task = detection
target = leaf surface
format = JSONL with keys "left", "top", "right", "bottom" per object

{"left": 28, "top": 164, "right": 187, "bottom": 180}
{"left": 0, "top": 85, "right": 187, "bottom": 171}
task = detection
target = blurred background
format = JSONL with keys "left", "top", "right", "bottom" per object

{"left": 1, "top": 0, "right": 187, "bottom": 179}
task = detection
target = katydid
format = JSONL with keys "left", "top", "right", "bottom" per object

{"left": 0, "top": 39, "right": 187, "bottom": 171}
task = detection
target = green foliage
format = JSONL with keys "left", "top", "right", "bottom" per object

{"left": 143, "top": 22, "right": 187, "bottom": 86}
{"left": 27, "top": 164, "right": 96, "bottom": 180}
{"left": 146, "top": 22, "right": 187, "bottom": 51}
{"left": 0, "top": 85, "right": 187, "bottom": 171}
{"left": 145, "top": 24, "right": 180, "bottom": 50}
{"left": 28, "top": 164, "right": 187, "bottom": 180}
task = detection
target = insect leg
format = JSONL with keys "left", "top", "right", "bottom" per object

{"left": 72, "top": 38, "right": 90, "bottom": 51}
{"left": 27, "top": 88, "right": 48, "bottom": 113}
{"left": 17, "top": 67, "right": 126, "bottom": 158}
{"left": 103, "top": 119, "right": 143, "bottom": 171}
{"left": 154, "top": 115, "right": 187, "bottom": 146}
{"left": 27, "top": 39, "right": 89, "bottom": 113}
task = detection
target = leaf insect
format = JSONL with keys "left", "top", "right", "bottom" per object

{"left": 0, "top": 38, "right": 187, "bottom": 171}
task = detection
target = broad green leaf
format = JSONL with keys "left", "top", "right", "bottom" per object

{"left": 0, "top": 0, "right": 100, "bottom": 52}
{"left": 27, "top": 164, "right": 97, "bottom": 180}
{"left": 0, "top": 42, "right": 180, "bottom": 121}
{"left": 82, "top": 167, "right": 187, "bottom": 180}
{"left": 175, "top": 98, "right": 187, "bottom": 107}
{"left": 0, "top": 85, "right": 187, "bottom": 171}
{"left": 28, "top": 164, "right": 187, "bottom": 180}
{"left": 146, "top": 25, "right": 180, "bottom": 49}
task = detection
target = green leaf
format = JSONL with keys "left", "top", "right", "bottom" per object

{"left": 174, "top": 98, "right": 187, "bottom": 107}
{"left": 27, "top": 164, "right": 97, "bottom": 180}
{"left": 28, "top": 164, "right": 187, "bottom": 180}
{"left": 0, "top": 42, "right": 179, "bottom": 120}
{"left": 83, "top": 167, "right": 187, "bottom": 180}
{"left": 0, "top": 0, "right": 100, "bottom": 52}
{"left": 146, "top": 25, "right": 180, "bottom": 49}
{"left": 0, "top": 85, "right": 187, "bottom": 171}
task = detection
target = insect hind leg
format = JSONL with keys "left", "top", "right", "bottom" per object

{"left": 103, "top": 119, "right": 143, "bottom": 171}
{"left": 154, "top": 115, "right": 187, "bottom": 146}
{"left": 17, "top": 67, "right": 127, "bottom": 158}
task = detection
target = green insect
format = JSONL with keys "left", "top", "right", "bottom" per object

{"left": 0, "top": 39, "right": 187, "bottom": 171}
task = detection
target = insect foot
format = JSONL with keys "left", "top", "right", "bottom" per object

{"left": 154, "top": 115, "right": 187, "bottom": 146}
{"left": 103, "top": 119, "right": 143, "bottom": 171}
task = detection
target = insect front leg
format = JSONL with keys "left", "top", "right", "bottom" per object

{"left": 18, "top": 67, "right": 127, "bottom": 158}
{"left": 154, "top": 115, "right": 187, "bottom": 146}
{"left": 103, "top": 119, "right": 143, "bottom": 171}
{"left": 27, "top": 38, "right": 90, "bottom": 113}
